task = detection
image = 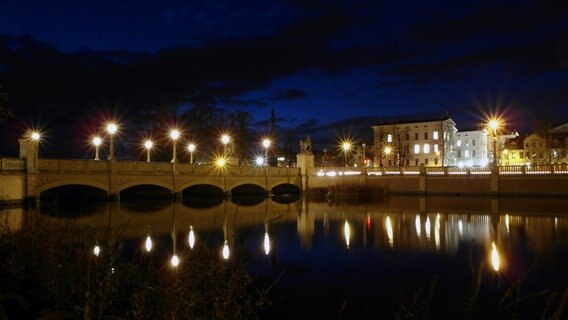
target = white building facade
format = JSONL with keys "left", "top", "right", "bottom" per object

{"left": 372, "top": 117, "right": 457, "bottom": 167}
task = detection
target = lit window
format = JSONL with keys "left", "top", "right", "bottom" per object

{"left": 434, "top": 144, "right": 439, "bottom": 153}
{"left": 414, "top": 144, "right": 420, "bottom": 154}
{"left": 465, "top": 150, "right": 469, "bottom": 158}
{"left": 423, "top": 144, "right": 430, "bottom": 153}
{"left": 433, "top": 131, "right": 439, "bottom": 140}
{"left": 387, "top": 134, "right": 392, "bottom": 142}
{"left": 457, "top": 140, "right": 462, "bottom": 147}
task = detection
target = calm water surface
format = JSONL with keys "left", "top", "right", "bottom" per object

{"left": 5, "top": 195, "right": 568, "bottom": 319}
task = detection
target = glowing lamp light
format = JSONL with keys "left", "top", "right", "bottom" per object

{"left": 188, "top": 226, "right": 195, "bottom": 249}
{"left": 263, "top": 232, "right": 270, "bottom": 255}
{"left": 255, "top": 156, "right": 265, "bottom": 166}
{"left": 221, "top": 134, "right": 230, "bottom": 145}
{"left": 93, "top": 245, "right": 101, "bottom": 256}
{"left": 106, "top": 123, "right": 117, "bottom": 135}
{"left": 491, "top": 242, "right": 500, "bottom": 272}
{"left": 93, "top": 137, "right": 102, "bottom": 146}
{"left": 145, "top": 235, "right": 153, "bottom": 252}
{"left": 415, "top": 215, "right": 421, "bottom": 239}
{"left": 171, "top": 254, "right": 180, "bottom": 267}
{"left": 144, "top": 140, "right": 153, "bottom": 150}
{"left": 222, "top": 240, "right": 230, "bottom": 260}
{"left": 384, "top": 146, "right": 392, "bottom": 155}
{"left": 170, "top": 129, "right": 180, "bottom": 140}
{"left": 215, "top": 157, "right": 227, "bottom": 168}
{"left": 31, "top": 131, "right": 41, "bottom": 141}
{"left": 188, "top": 143, "right": 196, "bottom": 152}
{"left": 262, "top": 138, "right": 270, "bottom": 149}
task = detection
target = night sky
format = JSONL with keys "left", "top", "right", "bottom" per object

{"left": 1, "top": 0, "right": 567, "bottom": 156}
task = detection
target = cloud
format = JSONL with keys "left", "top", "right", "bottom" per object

{"left": 273, "top": 89, "right": 307, "bottom": 101}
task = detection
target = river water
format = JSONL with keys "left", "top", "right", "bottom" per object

{"left": 3, "top": 195, "right": 567, "bottom": 319}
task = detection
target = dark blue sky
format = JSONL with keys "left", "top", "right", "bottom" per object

{"left": 1, "top": 0, "right": 567, "bottom": 152}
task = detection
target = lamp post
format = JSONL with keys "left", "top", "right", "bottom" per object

{"left": 170, "top": 129, "right": 180, "bottom": 163}
{"left": 30, "top": 131, "right": 41, "bottom": 168}
{"left": 187, "top": 143, "right": 196, "bottom": 165}
{"left": 384, "top": 146, "right": 392, "bottom": 167}
{"left": 221, "top": 134, "right": 230, "bottom": 156}
{"left": 323, "top": 148, "right": 327, "bottom": 168}
{"left": 106, "top": 123, "right": 117, "bottom": 160}
{"left": 342, "top": 142, "right": 351, "bottom": 167}
{"left": 362, "top": 143, "right": 366, "bottom": 167}
{"left": 93, "top": 136, "right": 102, "bottom": 161}
{"left": 262, "top": 138, "right": 270, "bottom": 166}
{"left": 488, "top": 119, "right": 500, "bottom": 167}
{"left": 144, "top": 140, "right": 153, "bottom": 162}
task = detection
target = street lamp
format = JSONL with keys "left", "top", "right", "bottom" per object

{"left": 262, "top": 138, "right": 270, "bottom": 166}
{"left": 323, "top": 148, "right": 327, "bottom": 168}
{"left": 488, "top": 118, "right": 501, "bottom": 166}
{"left": 342, "top": 141, "right": 352, "bottom": 167}
{"left": 93, "top": 136, "right": 102, "bottom": 161}
{"left": 106, "top": 123, "right": 118, "bottom": 160}
{"left": 170, "top": 129, "right": 180, "bottom": 163}
{"left": 384, "top": 146, "right": 392, "bottom": 167}
{"left": 221, "top": 134, "right": 230, "bottom": 156}
{"left": 187, "top": 143, "right": 196, "bottom": 165}
{"left": 30, "top": 131, "right": 41, "bottom": 167}
{"left": 362, "top": 143, "right": 366, "bottom": 167}
{"left": 144, "top": 140, "right": 153, "bottom": 162}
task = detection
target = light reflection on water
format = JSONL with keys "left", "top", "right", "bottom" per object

{"left": 3, "top": 195, "right": 568, "bottom": 318}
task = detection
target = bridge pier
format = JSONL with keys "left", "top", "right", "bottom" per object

{"left": 108, "top": 193, "right": 120, "bottom": 201}
{"left": 172, "top": 192, "right": 183, "bottom": 201}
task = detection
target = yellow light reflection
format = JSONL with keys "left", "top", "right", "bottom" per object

{"left": 434, "top": 214, "right": 441, "bottom": 251}
{"left": 425, "top": 217, "right": 431, "bottom": 240}
{"left": 344, "top": 220, "right": 351, "bottom": 249}
{"left": 386, "top": 216, "right": 393, "bottom": 247}
{"left": 458, "top": 220, "right": 463, "bottom": 238}
{"left": 491, "top": 242, "right": 500, "bottom": 272}
{"left": 505, "top": 214, "right": 510, "bottom": 234}
{"left": 222, "top": 240, "right": 230, "bottom": 260}
{"left": 171, "top": 254, "right": 180, "bottom": 267}
{"left": 188, "top": 226, "right": 195, "bottom": 249}
{"left": 415, "top": 215, "right": 421, "bottom": 239}
{"left": 145, "top": 235, "right": 153, "bottom": 252}
{"left": 264, "top": 232, "right": 270, "bottom": 255}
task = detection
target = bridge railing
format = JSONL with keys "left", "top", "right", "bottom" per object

{"left": 1, "top": 158, "right": 25, "bottom": 172}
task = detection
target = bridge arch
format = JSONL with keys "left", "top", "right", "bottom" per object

{"left": 37, "top": 180, "right": 109, "bottom": 195}
{"left": 117, "top": 180, "right": 173, "bottom": 193}
{"left": 178, "top": 181, "right": 225, "bottom": 191}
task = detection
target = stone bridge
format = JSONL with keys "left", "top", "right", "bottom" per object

{"left": 1, "top": 158, "right": 302, "bottom": 202}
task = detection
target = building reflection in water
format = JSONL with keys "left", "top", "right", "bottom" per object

{"left": 3, "top": 196, "right": 567, "bottom": 271}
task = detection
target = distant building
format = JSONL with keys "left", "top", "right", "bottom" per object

{"left": 372, "top": 117, "right": 457, "bottom": 167}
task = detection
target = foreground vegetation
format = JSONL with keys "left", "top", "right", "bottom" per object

{"left": 0, "top": 215, "right": 268, "bottom": 319}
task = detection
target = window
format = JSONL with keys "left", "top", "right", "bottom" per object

{"left": 424, "top": 132, "right": 428, "bottom": 140}
{"left": 414, "top": 144, "right": 420, "bottom": 154}
{"left": 425, "top": 158, "right": 429, "bottom": 165}
{"left": 388, "top": 160, "right": 392, "bottom": 166}
{"left": 465, "top": 150, "right": 469, "bottom": 158}
{"left": 387, "top": 134, "right": 392, "bottom": 142}
{"left": 423, "top": 144, "right": 430, "bottom": 153}
{"left": 465, "top": 140, "right": 469, "bottom": 147}
{"left": 434, "top": 158, "right": 438, "bottom": 165}
{"left": 433, "top": 131, "right": 439, "bottom": 140}
{"left": 457, "top": 150, "right": 462, "bottom": 158}
{"left": 406, "top": 159, "right": 410, "bottom": 166}
{"left": 415, "top": 159, "right": 419, "bottom": 165}
{"left": 457, "top": 140, "right": 462, "bottom": 147}
{"left": 525, "top": 143, "right": 529, "bottom": 148}
{"left": 472, "top": 150, "right": 476, "bottom": 157}
{"left": 434, "top": 144, "right": 439, "bottom": 153}
{"left": 405, "top": 133, "right": 410, "bottom": 140}
{"left": 520, "top": 152, "right": 524, "bottom": 159}
{"left": 415, "top": 132, "right": 419, "bottom": 140}
{"left": 472, "top": 139, "right": 476, "bottom": 146}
